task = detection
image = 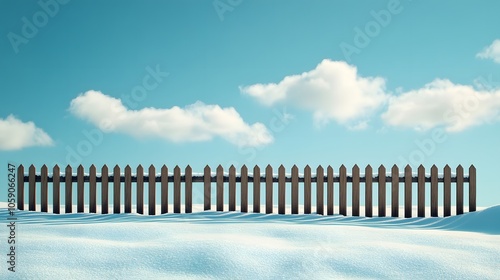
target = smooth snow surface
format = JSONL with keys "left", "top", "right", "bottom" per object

{"left": 1, "top": 206, "right": 499, "bottom": 279}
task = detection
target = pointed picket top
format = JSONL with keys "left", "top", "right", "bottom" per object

{"left": 340, "top": 165, "right": 346, "bottom": 172}
{"left": 114, "top": 164, "right": 120, "bottom": 173}
{"left": 229, "top": 165, "right": 236, "bottom": 172}
{"left": 161, "top": 165, "right": 168, "bottom": 172}
{"left": 253, "top": 165, "right": 260, "bottom": 173}
{"left": 469, "top": 164, "right": 476, "bottom": 175}
{"left": 378, "top": 164, "right": 385, "bottom": 170}
{"left": 327, "top": 165, "right": 333, "bottom": 172}
{"left": 365, "top": 164, "right": 372, "bottom": 173}
{"left": 174, "top": 165, "right": 181, "bottom": 172}
{"left": 444, "top": 164, "right": 451, "bottom": 172}
{"left": 137, "top": 164, "right": 143, "bottom": 173}
{"left": 101, "top": 165, "right": 108, "bottom": 175}
{"left": 41, "top": 164, "right": 48, "bottom": 172}
{"left": 65, "top": 165, "right": 72, "bottom": 172}
{"left": 457, "top": 164, "right": 463, "bottom": 169}
{"left": 125, "top": 165, "right": 131, "bottom": 171}
{"left": 266, "top": 164, "right": 273, "bottom": 173}
{"left": 392, "top": 164, "right": 398, "bottom": 171}
{"left": 456, "top": 164, "right": 463, "bottom": 173}
{"left": 431, "top": 164, "right": 438, "bottom": 171}
{"left": 217, "top": 165, "right": 223, "bottom": 172}
{"left": 149, "top": 164, "right": 155, "bottom": 174}
{"left": 418, "top": 164, "right": 425, "bottom": 170}
{"left": 90, "top": 164, "right": 96, "bottom": 172}
{"left": 79, "top": 165, "right": 85, "bottom": 173}
{"left": 353, "top": 164, "right": 359, "bottom": 172}
{"left": 316, "top": 165, "right": 324, "bottom": 173}
{"left": 186, "top": 165, "right": 192, "bottom": 172}
{"left": 279, "top": 165, "right": 285, "bottom": 173}
{"left": 241, "top": 165, "right": 248, "bottom": 173}
{"left": 405, "top": 164, "right": 412, "bottom": 173}
{"left": 292, "top": 165, "right": 298, "bottom": 171}
{"left": 53, "top": 165, "right": 60, "bottom": 173}
{"left": 29, "top": 164, "right": 35, "bottom": 170}
{"left": 305, "top": 165, "right": 311, "bottom": 171}
{"left": 204, "top": 165, "right": 211, "bottom": 173}
{"left": 18, "top": 164, "right": 24, "bottom": 170}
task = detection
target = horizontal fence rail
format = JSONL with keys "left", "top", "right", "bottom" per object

{"left": 17, "top": 164, "right": 476, "bottom": 218}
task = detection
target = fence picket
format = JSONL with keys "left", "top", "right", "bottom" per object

{"left": 444, "top": 165, "right": 451, "bottom": 217}
{"left": 431, "top": 165, "right": 438, "bottom": 217}
{"left": 365, "top": 165, "right": 373, "bottom": 217}
{"left": 53, "top": 165, "right": 60, "bottom": 214}
{"left": 136, "top": 165, "right": 143, "bottom": 214}
{"left": 204, "top": 165, "right": 211, "bottom": 211}
{"left": 113, "top": 165, "right": 120, "bottom": 214}
{"left": 186, "top": 165, "right": 193, "bottom": 214}
{"left": 29, "top": 165, "right": 35, "bottom": 211}
{"left": 102, "top": 165, "right": 108, "bottom": 214}
{"left": 65, "top": 165, "right": 72, "bottom": 214}
{"left": 216, "top": 165, "right": 223, "bottom": 212}
{"left": 241, "top": 165, "right": 248, "bottom": 213}
{"left": 391, "top": 165, "right": 399, "bottom": 218}
{"left": 378, "top": 165, "right": 386, "bottom": 217}
{"left": 327, "top": 166, "right": 334, "bottom": 216}
{"left": 278, "top": 165, "right": 286, "bottom": 215}
{"left": 253, "top": 165, "right": 260, "bottom": 213}
{"left": 90, "top": 165, "right": 97, "bottom": 213}
{"left": 456, "top": 165, "right": 464, "bottom": 215}
{"left": 316, "top": 165, "right": 324, "bottom": 215}
{"left": 229, "top": 165, "right": 236, "bottom": 212}
{"left": 41, "top": 165, "right": 48, "bottom": 212}
{"left": 469, "top": 165, "right": 476, "bottom": 212}
{"left": 175, "top": 166, "right": 181, "bottom": 213}
{"left": 161, "top": 165, "right": 168, "bottom": 214}
{"left": 266, "top": 165, "right": 273, "bottom": 214}
{"left": 18, "top": 165, "right": 24, "bottom": 211}
{"left": 149, "top": 165, "right": 155, "bottom": 215}
{"left": 405, "top": 165, "right": 412, "bottom": 218}
{"left": 339, "top": 165, "right": 347, "bottom": 216}
{"left": 352, "top": 165, "right": 360, "bottom": 217}
{"left": 124, "top": 165, "right": 132, "bottom": 213}
{"left": 418, "top": 165, "right": 425, "bottom": 217}
{"left": 291, "top": 165, "right": 299, "bottom": 214}
{"left": 304, "top": 165, "right": 311, "bottom": 215}
{"left": 78, "top": 165, "right": 85, "bottom": 213}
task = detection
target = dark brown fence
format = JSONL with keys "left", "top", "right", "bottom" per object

{"left": 17, "top": 164, "right": 476, "bottom": 217}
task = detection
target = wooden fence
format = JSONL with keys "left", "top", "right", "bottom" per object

{"left": 17, "top": 164, "right": 476, "bottom": 218}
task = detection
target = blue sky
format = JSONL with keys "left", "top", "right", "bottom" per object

{"left": 1, "top": 0, "right": 500, "bottom": 206}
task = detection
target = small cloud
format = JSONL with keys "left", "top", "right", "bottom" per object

{"left": 477, "top": 39, "right": 500, "bottom": 63}
{"left": 240, "top": 59, "right": 388, "bottom": 129}
{"left": 69, "top": 90, "right": 273, "bottom": 147}
{"left": 0, "top": 115, "right": 54, "bottom": 151}
{"left": 381, "top": 79, "right": 500, "bottom": 132}
{"left": 347, "top": 121, "right": 368, "bottom": 131}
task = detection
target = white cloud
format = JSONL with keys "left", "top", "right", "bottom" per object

{"left": 240, "top": 59, "right": 388, "bottom": 129}
{"left": 0, "top": 115, "right": 54, "bottom": 150}
{"left": 381, "top": 79, "right": 500, "bottom": 132}
{"left": 69, "top": 90, "right": 273, "bottom": 147}
{"left": 477, "top": 39, "right": 500, "bottom": 63}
